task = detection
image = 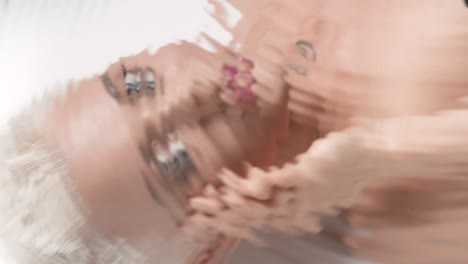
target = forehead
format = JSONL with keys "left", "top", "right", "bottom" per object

{"left": 109, "top": 42, "right": 218, "bottom": 93}
{"left": 125, "top": 43, "right": 214, "bottom": 72}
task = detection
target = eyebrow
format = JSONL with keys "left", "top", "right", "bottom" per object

{"left": 138, "top": 142, "right": 153, "bottom": 164}
{"left": 101, "top": 66, "right": 159, "bottom": 101}
{"left": 100, "top": 73, "right": 124, "bottom": 102}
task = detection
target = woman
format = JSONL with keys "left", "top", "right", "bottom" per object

{"left": 1, "top": 1, "right": 468, "bottom": 263}
{"left": 0, "top": 31, "right": 292, "bottom": 262}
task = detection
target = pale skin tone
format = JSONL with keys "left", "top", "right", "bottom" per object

{"left": 41, "top": 0, "right": 468, "bottom": 263}
{"left": 187, "top": 0, "right": 468, "bottom": 263}
{"left": 43, "top": 40, "right": 289, "bottom": 262}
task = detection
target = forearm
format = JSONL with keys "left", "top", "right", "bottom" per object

{"left": 188, "top": 108, "right": 468, "bottom": 238}
{"left": 270, "top": 109, "right": 468, "bottom": 229}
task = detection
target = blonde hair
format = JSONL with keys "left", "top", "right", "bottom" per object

{"left": 0, "top": 93, "right": 154, "bottom": 263}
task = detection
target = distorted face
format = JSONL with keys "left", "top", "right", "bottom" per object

{"left": 44, "top": 41, "right": 288, "bottom": 243}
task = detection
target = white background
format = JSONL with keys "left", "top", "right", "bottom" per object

{"left": 0, "top": 0, "right": 236, "bottom": 121}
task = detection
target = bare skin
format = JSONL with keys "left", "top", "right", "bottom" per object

{"left": 37, "top": 1, "right": 468, "bottom": 263}
{"left": 44, "top": 41, "right": 288, "bottom": 262}
{"left": 185, "top": 0, "right": 468, "bottom": 263}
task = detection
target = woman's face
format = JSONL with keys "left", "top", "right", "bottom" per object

{"left": 45, "top": 42, "right": 288, "bottom": 242}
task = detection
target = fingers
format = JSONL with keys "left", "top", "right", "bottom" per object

{"left": 190, "top": 188, "right": 263, "bottom": 227}
{"left": 203, "top": 184, "right": 221, "bottom": 197}
{"left": 189, "top": 213, "right": 248, "bottom": 239}
{"left": 268, "top": 163, "right": 301, "bottom": 188}
{"left": 190, "top": 197, "right": 225, "bottom": 216}
{"left": 184, "top": 159, "right": 323, "bottom": 240}
{"left": 219, "top": 187, "right": 271, "bottom": 227}
{"left": 184, "top": 182, "right": 271, "bottom": 243}
{"left": 218, "top": 167, "right": 273, "bottom": 200}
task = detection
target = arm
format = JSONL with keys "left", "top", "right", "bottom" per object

{"left": 186, "top": 108, "right": 468, "bottom": 240}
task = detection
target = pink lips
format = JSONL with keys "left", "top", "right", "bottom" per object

{"left": 222, "top": 58, "right": 256, "bottom": 104}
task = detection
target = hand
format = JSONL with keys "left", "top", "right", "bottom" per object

{"left": 182, "top": 128, "right": 378, "bottom": 242}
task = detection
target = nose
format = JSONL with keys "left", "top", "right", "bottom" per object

{"left": 139, "top": 87, "right": 246, "bottom": 222}
{"left": 138, "top": 48, "right": 290, "bottom": 225}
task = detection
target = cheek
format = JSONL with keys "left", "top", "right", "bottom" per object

{"left": 73, "top": 112, "right": 140, "bottom": 171}
{"left": 68, "top": 132, "right": 143, "bottom": 199}
{"left": 63, "top": 103, "right": 147, "bottom": 207}
{"left": 69, "top": 136, "right": 174, "bottom": 237}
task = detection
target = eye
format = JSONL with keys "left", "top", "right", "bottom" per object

{"left": 145, "top": 70, "right": 156, "bottom": 91}
{"left": 156, "top": 154, "right": 171, "bottom": 174}
{"left": 125, "top": 73, "right": 141, "bottom": 95}
{"left": 169, "top": 141, "right": 192, "bottom": 168}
